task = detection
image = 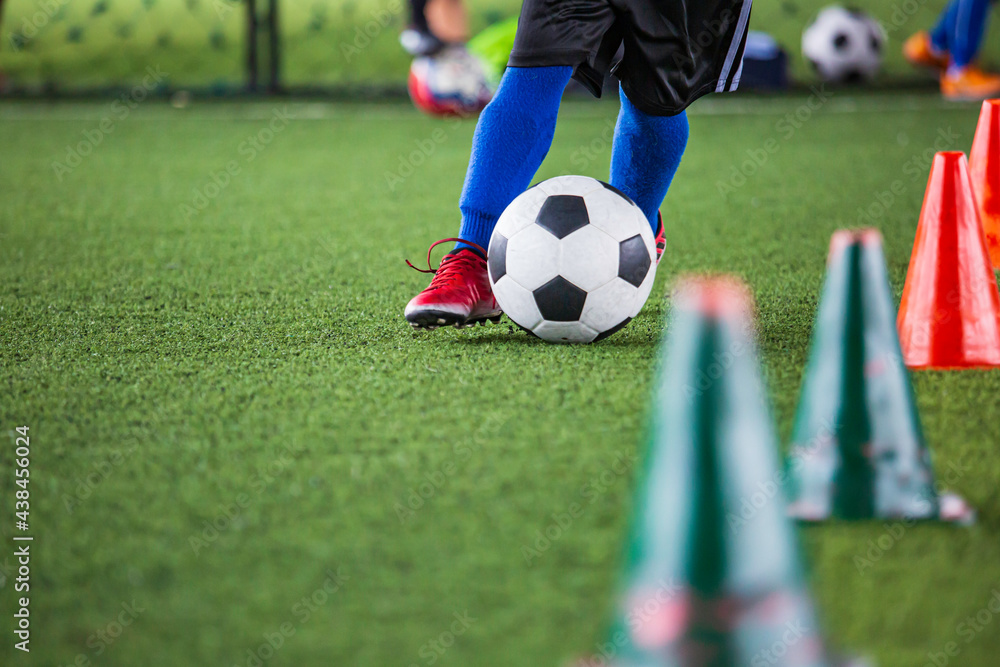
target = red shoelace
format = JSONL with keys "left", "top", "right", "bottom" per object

{"left": 406, "top": 238, "right": 488, "bottom": 275}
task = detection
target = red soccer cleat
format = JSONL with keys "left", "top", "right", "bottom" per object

{"left": 405, "top": 238, "right": 502, "bottom": 330}
{"left": 655, "top": 211, "right": 665, "bottom": 264}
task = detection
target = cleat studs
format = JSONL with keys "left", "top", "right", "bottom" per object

{"left": 437, "top": 318, "right": 447, "bottom": 325}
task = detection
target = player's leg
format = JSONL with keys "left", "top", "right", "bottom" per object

{"left": 456, "top": 66, "right": 573, "bottom": 253}
{"left": 608, "top": 0, "right": 750, "bottom": 264}
{"left": 929, "top": 0, "right": 962, "bottom": 55}
{"left": 939, "top": 0, "right": 1000, "bottom": 100}
{"left": 609, "top": 86, "right": 689, "bottom": 247}
{"left": 405, "top": 0, "right": 615, "bottom": 330}
{"left": 403, "top": 66, "right": 571, "bottom": 330}
{"left": 947, "top": 0, "right": 992, "bottom": 67}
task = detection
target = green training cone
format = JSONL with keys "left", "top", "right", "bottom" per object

{"left": 593, "top": 277, "right": 852, "bottom": 667}
{"left": 786, "top": 229, "right": 973, "bottom": 524}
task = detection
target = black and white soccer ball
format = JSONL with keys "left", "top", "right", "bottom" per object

{"left": 802, "top": 6, "right": 885, "bottom": 83}
{"left": 487, "top": 176, "right": 657, "bottom": 344}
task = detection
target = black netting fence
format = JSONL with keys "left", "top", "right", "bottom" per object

{"left": 0, "top": 0, "right": 998, "bottom": 95}
{"left": 0, "top": 0, "right": 520, "bottom": 94}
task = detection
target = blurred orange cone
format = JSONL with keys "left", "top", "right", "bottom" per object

{"left": 897, "top": 151, "right": 1000, "bottom": 368}
{"left": 970, "top": 99, "right": 1000, "bottom": 268}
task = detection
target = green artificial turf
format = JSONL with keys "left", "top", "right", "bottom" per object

{"left": 2, "top": 94, "right": 1000, "bottom": 667}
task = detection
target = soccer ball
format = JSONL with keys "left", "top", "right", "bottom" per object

{"left": 408, "top": 46, "right": 493, "bottom": 117}
{"left": 802, "top": 6, "right": 885, "bottom": 83}
{"left": 487, "top": 176, "right": 658, "bottom": 344}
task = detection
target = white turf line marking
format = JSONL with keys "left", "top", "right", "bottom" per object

{"left": 0, "top": 94, "right": 978, "bottom": 122}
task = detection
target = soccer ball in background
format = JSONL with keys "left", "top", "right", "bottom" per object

{"left": 802, "top": 6, "right": 885, "bottom": 83}
{"left": 487, "top": 176, "right": 658, "bottom": 344}
{"left": 408, "top": 46, "right": 493, "bottom": 117}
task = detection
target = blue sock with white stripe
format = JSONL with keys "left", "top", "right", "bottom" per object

{"left": 609, "top": 86, "right": 689, "bottom": 234}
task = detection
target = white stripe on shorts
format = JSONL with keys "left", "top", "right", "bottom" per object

{"left": 716, "top": 0, "right": 754, "bottom": 93}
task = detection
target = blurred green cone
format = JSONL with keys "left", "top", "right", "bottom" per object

{"left": 596, "top": 277, "right": 842, "bottom": 667}
{"left": 786, "top": 229, "right": 973, "bottom": 524}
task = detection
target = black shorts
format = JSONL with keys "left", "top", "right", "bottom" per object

{"left": 508, "top": 0, "right": 753, "bottom": 116}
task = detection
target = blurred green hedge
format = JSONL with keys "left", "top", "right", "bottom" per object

{"left": 0, "top": 0, "right": 997, "bottom": 92}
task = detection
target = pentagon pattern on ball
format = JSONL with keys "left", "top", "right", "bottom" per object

{"left": 537, "top": 174, "right": 603, "bottom": 197}
{"left": 533, "top": 276, "right": 587, "bottom": 322}
{"left": 492, "top": 276, "right": 543, "bottom": 329}
{"left": 535, "top": 195, "right": 589, "bottom": 239}
{"left": 487, "top": 175, "right": 658, "bottom": 343}
{"left": 600, "top": 181, "right": 635, "bottom": 205}
{"left": 619, "top": 235, "right": 651, "bottom": 287}
{"left": 582, "top": 187, "right": 644, "bottom": 242}
{"left": 494, "top": 186, "right": 549, "bottom": 238}
{"left": 488, "top": 233, "right": 508, "bottom": 282}
{"left": 534, "top": 320, "right": 598, "bottom": 344}
{"left": 580, "top": 279, "right": 638, "bottom": 332}
{"left": 594, "top": 317, "right": 632, "bottom": 342}
{"left": 559, "top": 226, "right": 618, "bottom": 292}
{"left": 504, "top": 223, "right": 560, "bottom": 290}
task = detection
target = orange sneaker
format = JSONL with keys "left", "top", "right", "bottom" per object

{"left": 941, "top": 65, "right": 1000, "bottom": 102}
{"left": 903, "top": 31, "right": 949, "bottom": 70}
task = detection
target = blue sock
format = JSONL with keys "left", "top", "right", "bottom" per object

{"left": 610, "top": 86, "right": 689, "bottom": 234}
{"left": 931, "top": 0, "right": 992, "bottom": 68}
{"left": 456, "top": 66, "right": 573, "bottom": 254}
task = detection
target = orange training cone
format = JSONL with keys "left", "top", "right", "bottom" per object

{"left": 897, "top": 151, "right": 1000, "bottom": 369}
{"left": 970, "top": 99, "right": 1000, "bottom": 268}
